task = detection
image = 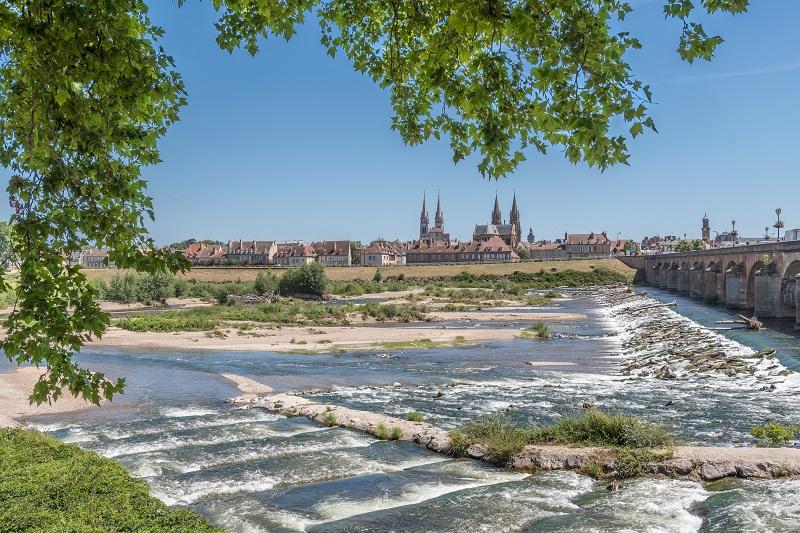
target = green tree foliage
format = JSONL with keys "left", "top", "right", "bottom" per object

{"left": 1, "top": 0, "right": 750, "bottom": 404}
{"left": 350, "top": 240, "right": 362, "bottom": 265}
{"left": 278, "top": 263, "right": 328, "bottom": 296}
{"left": 623, "top": 240, "right": 641, "bottom": 256}
{"left": 674, "top": 239, "right": 705, "bottom": 252}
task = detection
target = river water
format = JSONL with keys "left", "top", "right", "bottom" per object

{"left": 9, "top": 288, "right": 800, "bottom": 532}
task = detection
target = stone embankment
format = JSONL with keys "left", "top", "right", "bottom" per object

{"left": 229, "top": 392, "right": 800, "bottom": 482}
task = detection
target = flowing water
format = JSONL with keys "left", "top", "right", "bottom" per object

{"left": 10, "top": 288, "right": 800, "bottom": 532}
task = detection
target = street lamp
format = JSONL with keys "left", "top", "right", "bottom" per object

{"left": 774, "top": 208, "right": 784, "bottom": 241}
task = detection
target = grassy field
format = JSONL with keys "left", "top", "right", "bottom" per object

{"left": 83, "top": 258, "right": 633, "bottom": 283}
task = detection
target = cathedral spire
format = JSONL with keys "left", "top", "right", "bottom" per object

{"left": 435, "top": 192, "right": 444, "bottom": 228}
{"left": 510, "top": 192, "right": 521, "bottom": 242}
{"left": 419, "top": 193, "right": 429, "bottom": 240}
{"left": 491, "top": 193, "right": 502, "bottom": 225}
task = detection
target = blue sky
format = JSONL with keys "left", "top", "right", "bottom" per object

{"left": 12, "top": 1, "right": 800, "bottom": 245}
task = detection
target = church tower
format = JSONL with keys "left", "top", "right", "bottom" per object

{"left": 527, "top": 228, "right": 535, "bottom": 244}
{"left": 701, "top": 213, "right": 711, "bottom": 241}
{"left": 419, "top": 194, "right": 429, "bottom": 240}
{"left": 491, "top": 194, "right": 502, "bottom": 225}
{"left": 435, "top": 193, "right": 444, "bottom": 228}
{"left": 509, "top": 193, "right": 521, "bottom": 244}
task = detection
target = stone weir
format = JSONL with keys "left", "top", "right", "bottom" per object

{"left": 228, "top": 392, "right": 800, "bottom": 482}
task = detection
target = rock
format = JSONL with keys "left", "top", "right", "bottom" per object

{"left": 736, "top": 463, "right": 771, "bottom": 479}
{"left": 465, "top": 444, "right": 488, "bottom": 459}
{"left": 435, "top": 390, "right": 444, "bottom": 398}
{"left": 606, "top": 479, "right": 621, "bottom": 492}
{"left": 664, "top": 400, "right": 674, "bottom": 407}
{"left": 582, "top": 401, "right": 595, "bottom": 410}
{"left": 699, "top": 462, "right": 737, "bottom": 481}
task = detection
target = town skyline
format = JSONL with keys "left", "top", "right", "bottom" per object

{"left": 2, "top": 1, "right": 795, "bottom": 245}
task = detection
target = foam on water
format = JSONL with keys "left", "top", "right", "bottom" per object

{"left": 160, "top": 406, "right": 219, "bottom": 418}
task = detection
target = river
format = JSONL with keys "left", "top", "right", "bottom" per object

{"left": 8, "top": 288, "right": 800, "bottom": 532}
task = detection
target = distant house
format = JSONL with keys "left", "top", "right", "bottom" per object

{"left": 786, "top": 229, "right": 800, "bottom": 242}
{"left": 184, "top": 242, "right": 226, "bottom": 265}
{"left": 610, "top": 239, "right": 637, "bottom": 256}
{"left": 517, "top": 241, "right": 566, "bottom": 261}
{"left": 563, "top": 232, "right": 611, "bottom": 258}
{"left": 275, "top": 242, "right": 316, "bottom": 266}
{"left": 78, "top": 248, "right": 115, "bottom": 269}
{"left": 312, "top": 241, "right": 352, "bottom": 267}
{"left": 361, "top": 241, "right": 407, "bottom": 267}
{"left": 225, "top": 240, "right": 276, "bottom": 265}
{"left": 407, "top": 236, "right": 517, "bottom": 264}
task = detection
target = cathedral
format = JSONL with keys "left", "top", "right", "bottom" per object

{"left": 473, "top": 193, "right": 522, "bottom": 247}
{"left": 419, "top": 193, "right": 451, "bottom": 245}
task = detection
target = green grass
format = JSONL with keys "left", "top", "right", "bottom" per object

{"left": 375, "top": 423, "right": 403, "bottom": 440}
{"left": 406, "top": 411, "right": 424, "bottom": 422}
{"left": 520, "top": 323, "right": 550, "bottom": 339}
{"left": 0, "top": 429, "right": 221, "bottom": 532}
{"left": 321, "top": 412, "right": 337, "bottom": 427}
{"left": 114, "top": 301, "right": 430, "bottom": 332}
{"left": 448, "top": 410, "right": 674, "bottom": 475}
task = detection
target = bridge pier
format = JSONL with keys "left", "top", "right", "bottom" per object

{"left": 667, "top": 267, "right": 678, "bottom": 291}
{"left": 754, "top": 270, "right": 782, "bottom": 317}
{"left": 724, "top": 265, "right": 749, "bottom": 309}
{"left": 703, "top": 268, "right": 719, "bottom": 304}
{"left": 690, "top": 268, "right": 705, "bottom": 298}
{"left": 678, "top": 267, "right": 690, "bottom": 294}
{"left": 796, "top": 274, "right": 800, "bottom": 330}
{"left": 658, "top": 266, "right": 668, "bottom": 288}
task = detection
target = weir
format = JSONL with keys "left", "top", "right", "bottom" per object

{"left": 230, "top": 392, "right": 800, "bottom": 482}
{"left": 620, "top": 242, "right": 800, "bottom": 328}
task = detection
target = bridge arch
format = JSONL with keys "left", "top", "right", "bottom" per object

{"left": 782, "top": 260, "right": 800, "bottom": 314}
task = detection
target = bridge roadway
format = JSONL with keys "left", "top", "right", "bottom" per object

{"left": 618, "top": 241, "right": 800, "bottom": 329}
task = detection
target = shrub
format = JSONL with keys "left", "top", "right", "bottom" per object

{"left": 278, "top": 263, "right": 327, "bottom": 297}
{"left": 172, "top": 278, "right": 189, "bottom": 298}
{"left": 137, "top": 271, "right": 174, "bottom": 303}
{"left": 373, "top": 268, "right": 383, "bottom": 282}
{"left": 406, "top": 411, "right": 424, "bottom": 422}
{"left": 750, "top": 422, "right": 800, "bottom": 447}
{"left": 105, "top": 272, "right": 140, "bottom": 303}
{"left": 254, "top": 271, "right": 278, "bottom": 295}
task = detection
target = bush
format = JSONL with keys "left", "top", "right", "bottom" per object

{"left": 278, "top": 263, "right": 327, "bottom": 297}
{"left": 0, "top": 429, "right": 221, "bottom": 532}
{"left": 254, "top": 271, "right": 278, "bottom": 295}
{"left": 750, "top": 422, "right": 800, "bottom": 447}
{"left": 373, "top": 268, "right": 383, "bottom": 282}
{"left": 137, "top": 272, "right": 174, "bottom": 303}
{"left": 322, "top": 412, "right": 337, "bottom": 427}
{"left": 105, "top": 272, "right": 140, "bottom": 303}
{"left": 172, "top": 278, "right": 189, "bottom": 298}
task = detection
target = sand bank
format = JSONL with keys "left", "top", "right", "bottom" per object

{"left": 429, "top": 310, "right": 585, "bottom": 321}
{"left": 91, "top": 324, "right": 522, "bottom": 353}
{"left": 0, "top": 367, "right": 104, "bottom": 427}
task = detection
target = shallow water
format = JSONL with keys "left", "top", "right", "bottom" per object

{"left": 10, "top": 289, "right": 800, "bottom": 532}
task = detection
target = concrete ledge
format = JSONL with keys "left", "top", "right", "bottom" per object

{"left": 230, "top": 393, "right": 800, "bottom": 481}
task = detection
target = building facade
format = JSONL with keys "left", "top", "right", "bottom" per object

{"left": 312, "top": 240, "right": 352, "bottom": 266}
{"left": 407, "top": 236, "right": 517, "bottom": 264}
{"left": 361, "top": 241, "right": 407, "bottom": 267}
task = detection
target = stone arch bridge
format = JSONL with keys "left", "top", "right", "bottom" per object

{"left": 619, "top": 242, "right": 800, "bottom": 329}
